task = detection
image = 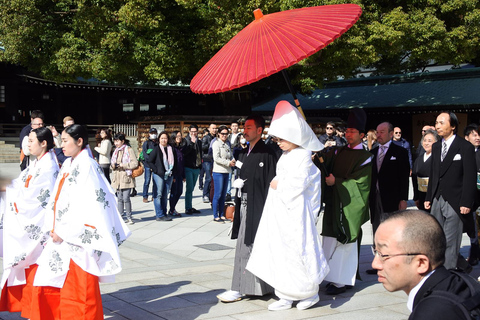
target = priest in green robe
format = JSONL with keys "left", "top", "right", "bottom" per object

{"left": 318, "top": 108, "right": 372, "bottom": 295}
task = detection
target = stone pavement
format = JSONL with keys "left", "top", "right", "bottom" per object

{"left": 0, "top": 162, "right": 478, "bottom": 320}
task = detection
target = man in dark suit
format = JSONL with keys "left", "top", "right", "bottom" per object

{"left": 367, "top": 122, "right": 410, "bottom": 274}
{"left": 373, "top": 210, "right": 480, "bottom": 320}
{"left": 425, "top": 112, "right": 477, "bottom": 270}
{"left": 370, "top": 122, "right": 410, "bottom": 233}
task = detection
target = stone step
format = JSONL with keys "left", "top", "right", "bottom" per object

{"left": 0, "top": 156, "right": 19, "bottom": 160}
{"left": 0, "top": 139, "right": 21, "bottom": 163}
{"left": 0, "top": 147, "right": 20, "bottom": 153}
{"left": 0, "top": 159, "right": 20, "bottom": 163}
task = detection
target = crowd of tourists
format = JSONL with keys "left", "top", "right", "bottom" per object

{"left": 2, "top": 105, "right": 480, "bottom": 318}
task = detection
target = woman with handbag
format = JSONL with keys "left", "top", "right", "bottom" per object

{"left": 147, "top": 131, "right": 178, "bottom": 221}
{"left": 412, "top": 128, "right": 439, "bottom": 212}
{"left": 94, "top": 128, "right": 113, "bottom": 184}
{"left": 111, "top": 133, "right": 138, "bottom": 225}
{"left": 212, "top": 125, "right": 236, "bottom": 223}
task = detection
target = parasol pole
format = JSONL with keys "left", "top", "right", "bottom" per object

{"left": 281, "top": 69, "right": 306, "bottom": 119}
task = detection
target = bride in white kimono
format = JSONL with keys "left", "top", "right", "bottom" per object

{"left": 29, "top": 124, "right": 131, "bottom": 320}
{"left": 247, "top": 101, "right": 329, "bottom": 311}
{"left": 0, "top": 127, "right": 59, "bottom": 314}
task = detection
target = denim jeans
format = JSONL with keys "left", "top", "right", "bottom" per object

{"left": 152, "top": 173, "right": 173, "bottom": 218}
{"left": 226, "top": 171, "right": 232, "bottom": 196}
{"left": 212, "top": 172, "right": 229, "bottom": 219}
{"left": 184, "top": 167, "right": 199, "bottom": 210}
{"left": 169, "top": 174, "right": 183, "bottom": 212}
{"left": 143, "top": 166, "right": 158, "bottom": 199}
{"left": 202, "top": 161, "right": 213, "bottom": 197}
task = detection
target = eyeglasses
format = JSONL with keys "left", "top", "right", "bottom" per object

{"left": 394, "top": 132, "right": 401, "bottom": 134}
{"left": 219, "top": 132, "right": 228, "bottom": 136}
{"left": 326, "top": 127, "right": 334, "bottom": 130}
{"left": 371, "top": 246, "right": 423, "bottom": 263}
{"left": 32, "top": 122, "right": 44, "bottom": 127}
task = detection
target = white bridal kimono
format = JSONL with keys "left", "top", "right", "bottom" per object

{"left": 1, "top": 150, "right": 59, "bottom": 288}
{"left": 34, "top": 148, "right": 131, "bottom": 288}
{"left": 247, "top": 147, "right": 329, "bottom": 300}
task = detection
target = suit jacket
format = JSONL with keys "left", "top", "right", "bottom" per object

{"left": 370, "top": 142, "right": 410, "bottom": 216}
{"left": 409, "top": 266, "right": 475, "bottom": 320}
{"left": 425, "top": 136, "right": 476, "bottom": 236}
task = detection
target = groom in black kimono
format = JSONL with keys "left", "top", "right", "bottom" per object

{"left": 217, "top": 114, "right": 278, "bottom": 303}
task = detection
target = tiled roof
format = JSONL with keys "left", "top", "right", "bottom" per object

{"left": 253, "top": 68, "right": 480, "bottom": 112}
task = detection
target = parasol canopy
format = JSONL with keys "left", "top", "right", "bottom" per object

{"left": 190, "top": 4, "right": 362, "bottom": 95}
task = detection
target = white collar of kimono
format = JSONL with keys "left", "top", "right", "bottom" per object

{"left": 268, "top": 100, "right": 324, "bottom": 152}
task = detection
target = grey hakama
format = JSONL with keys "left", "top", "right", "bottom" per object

{"left": 231, "top": 194, "right": 273, "bottom": 295}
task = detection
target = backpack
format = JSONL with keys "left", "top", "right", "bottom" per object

{"left": 423, "top": 270, "right": 480, "bottom": 320}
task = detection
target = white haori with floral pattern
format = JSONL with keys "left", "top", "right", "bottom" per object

{"left": 1, "top": 150, "right": 59, "bottom": 288}
{"left": 34, "top": 149, "right": 131, "bottom": 288}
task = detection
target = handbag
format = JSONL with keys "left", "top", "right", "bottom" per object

{"left": 224, "top": 203, "right": 235, "bottom": 221}
{"left": 131, "top": 162, "right": 144, "bottom": 178}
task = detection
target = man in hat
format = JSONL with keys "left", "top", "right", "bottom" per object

{"left": 217, "top": 114, "right": 278, "bottom": 303}
{"left": 142, "top": 128, "right": 158, "bottom": 203}
{"left": 319, "top": 108, "right": 373, "bottom": 295}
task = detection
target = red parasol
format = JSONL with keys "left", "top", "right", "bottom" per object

{"left": 190, "top": 4, "right": 362, "bottom": 114}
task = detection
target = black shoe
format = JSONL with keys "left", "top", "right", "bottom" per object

{"left": 365, "top": 269, "right": 378, "bottom": 275}
{"left": 185, "top": 208, "right": 201, "bottom": 215}
{"left": 199, "top": 186, "right": 203, "bottom": 190}
{"left": 468, "top": 258, "right": 479, "bottom": 266}
{"left": 225, "top": 194, "right": 232, "bottom": 202}
{"left": 156, "top": 216, "right": 172, "bottom": 221}
{"left": 326, "top": 285, "right": 346, "bottom": 295}
{"left": 131, "top": 189, "right": 137, "bottom": 197}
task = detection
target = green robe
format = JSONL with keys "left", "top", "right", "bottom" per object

{"left": 321, "top": 147, "right": 372, "bottom": 244}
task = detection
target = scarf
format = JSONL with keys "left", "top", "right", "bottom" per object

{"left": 111, "top": 144, "right": 132, "bottom": 176}
{"left": 160, "top": 144, "right": 174, "bottom": 179}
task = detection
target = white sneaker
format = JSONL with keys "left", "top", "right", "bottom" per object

{"left": 296, "top": 294, "right": 319, "bottom": 310}
{"left": 217, "top": 290, "right": 242, "bottom": 303}
{"left": 268, "top": 299, "right": 293, "bottom": 311}
{"left": 127, "top": 218, "right": 135, "bottom": 225}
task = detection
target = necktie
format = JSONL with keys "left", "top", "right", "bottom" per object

{"left": 441, "top": 141, "right": 447, "bottom": 161}
{"left": 377, "top": 146, "right": 386, "bottom": 171}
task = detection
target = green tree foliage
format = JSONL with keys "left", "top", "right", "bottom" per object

{"left": 0, "top": 0, "right": 479, "bottom": 91}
